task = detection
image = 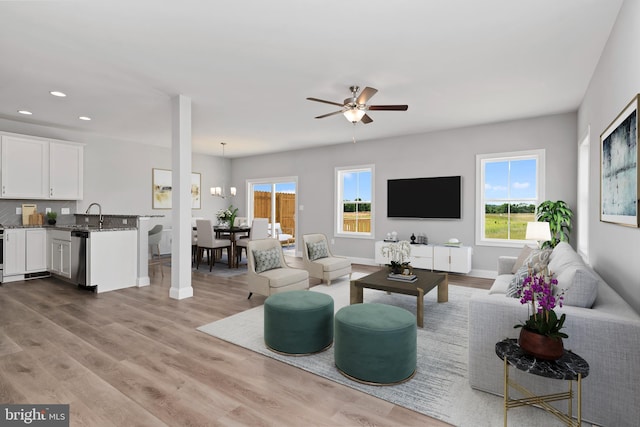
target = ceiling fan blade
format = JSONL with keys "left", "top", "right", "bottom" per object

{"left": 368, "top": 105, "right": 409, "bottom": 111}
{"left": 315, "top": 110, "right": 344, "bottom": 119}
{"left": 356, "top": 87, "right": 378, "bottom": 104}
{"left": 306, "top": 97, "right": 344, "bottom": 107}
{"left": 361, "top": 114, "right": 373, "bottom": 124}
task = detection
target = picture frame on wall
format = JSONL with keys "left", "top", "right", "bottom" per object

{"left": 152, "top": 168, "right": 202, "bottom": 210}
{"left": 600, "top": 94, "right": 639, "bottom": 227}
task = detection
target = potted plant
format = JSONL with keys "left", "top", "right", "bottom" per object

{"left": 215, "top": 204, "right": 238, "bottom": 228}
{"left": 46, "top": 211, "right": 57, "bottom": 225}
{"left": 514, "top": 271, "right": 567, "bottom": 360}
{"left": 536, "top": 200, "right": 573, "bottom": 249}
{"left": 381, "top": 240, "right": 412, "bottom": 274}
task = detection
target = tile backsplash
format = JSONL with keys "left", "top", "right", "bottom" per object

{"left": 0, "top": 199, "right": 77, "bottom": 226}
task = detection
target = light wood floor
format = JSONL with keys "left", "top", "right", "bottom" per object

{"left": 0, "top": 259, "right": 492, "bottom": 426}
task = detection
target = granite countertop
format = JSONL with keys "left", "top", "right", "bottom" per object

{"left": 1, "top": 224, "right": 137, "bottom": 232}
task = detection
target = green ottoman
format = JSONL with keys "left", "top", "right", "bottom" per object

{"left": 334, "top": 303, "right": 417, "bottom": 385}
{"left": 264, "top": 290, "right": 334, "bottom": 355}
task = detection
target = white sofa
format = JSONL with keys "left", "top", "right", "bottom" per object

{"left": 468, "top": 242, "right": 640, "bottom": 427}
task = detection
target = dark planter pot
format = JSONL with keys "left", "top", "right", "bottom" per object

{"left": 518, "top": 328, "right": 564, "bottom": 360}
{"left": 47, "top": 219, "right": 57, "bottom": 225}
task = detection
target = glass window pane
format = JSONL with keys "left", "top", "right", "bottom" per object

{"left": 510, "top": 159, "right": 537, "bottom": 200}
{"left": 485, "top": 160, "right": 509, "bottom": 200}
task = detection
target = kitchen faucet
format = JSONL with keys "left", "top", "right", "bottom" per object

{"left": 85, "top": 202, "right": 104, "bottom": 229}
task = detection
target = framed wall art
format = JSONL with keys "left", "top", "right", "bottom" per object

{"left": 152, "top": 168, "right": 202, "bottom": 210}
{"left": 600, "top": 94, "right": 639, "bottom": 227}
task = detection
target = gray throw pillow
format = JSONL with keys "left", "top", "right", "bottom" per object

{"left": 506, "top": 248, "right": 552, "bottom": 298}
{"left": 511, "top": 246, "right": 533, "bottom": 274}
{"left": 307, "top": 240, "right": 329, "bottom": 261}
{"left": 253, "top": 247, "right": 281, "bottom": 273}
{"left": 559, "top": 268, "right": 599, "bottom": 308}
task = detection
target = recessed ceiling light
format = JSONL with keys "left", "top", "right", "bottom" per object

{"left": 50, "top": 91, "right": 67, "bottom": 97}
{"left": 18, "top": 110, "right": 32, "bottom": 115}
{"left": 78, "top": 116, "right": 91, "bottom": 121}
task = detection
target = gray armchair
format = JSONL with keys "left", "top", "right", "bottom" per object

{"left": 302, "top": 233, "right": 351, "bottom": 285}
{"left": 246, "top": 238, "right": 308, "bottom": 299}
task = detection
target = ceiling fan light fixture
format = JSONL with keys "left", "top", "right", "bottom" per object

{"left": 343, "top": 108, "right": 365, "bottom": 123}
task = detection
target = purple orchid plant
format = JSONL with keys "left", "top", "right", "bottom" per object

{"left": 514, "top": 272, "right": 568, "bottom": 340}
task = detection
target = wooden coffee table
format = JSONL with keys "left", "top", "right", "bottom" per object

{"left": 350, "top": 269, "right": 448, "bottom": 328}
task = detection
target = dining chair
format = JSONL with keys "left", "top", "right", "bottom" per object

{"left": 148, "top": 224, "right": 164, "bottom": 277}
{"left": 195, "top": 219, "right": 232, "bottom": 271}
{"left": 236, "top": 218, "right": 269, "bottom": 265}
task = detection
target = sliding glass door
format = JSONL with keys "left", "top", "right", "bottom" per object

{"left": 247, "top": 177, "right": 297, "bottom": 249}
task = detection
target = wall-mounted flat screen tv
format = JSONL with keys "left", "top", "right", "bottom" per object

{"left": 387, "top": 175, "right": 461, "bottom": 219}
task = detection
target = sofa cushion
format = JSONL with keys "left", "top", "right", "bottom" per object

{"left": 547, "top": 242, "right": 583, "bottom": 275}
{"left": 307, "top": 240, "right": 329, "bottom": 261}
{"left": 561, "top": 267, "right": 598, "bottom": 308}
{"left": 488, "top": 274, "right": 513, "bottom": 295}
{"left": 511, "top": 245, "right": 533, "bottom": 273}
{"left": 253, "top": 247, "right": 281, "bottom": 273}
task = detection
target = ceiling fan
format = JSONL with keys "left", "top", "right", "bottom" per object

{"left": 306, "top": 85, "right": 408, "bottom": 124}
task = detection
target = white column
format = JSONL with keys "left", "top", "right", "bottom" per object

{"left": 169, "top": 94, "right": 194, "bottom": 300}
{"left": 136, "top": 216, "right": 150, "bottom": 287}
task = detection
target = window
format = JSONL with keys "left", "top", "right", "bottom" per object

{"left": 577, "top": 128, "right": 590, "bottom": 262}
{"left": 476, "top": 150, "right": 545, "bottom": 246}
{"left": 335, "top": 165, "right": 374, "bottom": 238}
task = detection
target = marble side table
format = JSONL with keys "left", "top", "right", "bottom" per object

{"left": 495, "top": 338, "right": 589, "bottom": 427}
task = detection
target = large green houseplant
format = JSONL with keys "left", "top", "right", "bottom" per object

{"left": 536, "top": 200, "right": 573, "bottom": 249}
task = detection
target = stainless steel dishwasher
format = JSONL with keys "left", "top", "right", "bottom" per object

{"left": 71, "top": 230, "right": 96, "bottom": 291}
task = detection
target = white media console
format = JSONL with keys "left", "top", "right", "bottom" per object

{"left": 374, "top": 241, "right": 472, "bottom": 274}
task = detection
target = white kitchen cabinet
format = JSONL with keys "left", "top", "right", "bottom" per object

{"left": 0, "top": 133, "right": 84, "bottom": 200}
{"left": 49, "top": 141, "right": 83, "bottom": 199}
{"left": 1, "top": 135, "right": 49, "bottom": 198}
{"left": 4, "top": 229, "right": 26, "bottom": 276}
{"left": 25, "top": 229, "right": 47, "bottom": 272}
{"left": 3, "top": 228, "right": 47, "bottom": 278}
{"left": 48, "top": 229, "right": 72, "bottom": 278}
{"left": 89, "top": 230, "right": 138, "bottom": 293}
{"left": 433, "top": 245, "right": 472, "bottom": 274}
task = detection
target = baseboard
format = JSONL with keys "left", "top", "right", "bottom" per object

{"left": 469, "top": 269, "right": 496, "bottom": 279}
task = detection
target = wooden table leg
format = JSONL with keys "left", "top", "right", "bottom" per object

{"left": 416, "top": 288, "right": 424, "bottom": 328}
{"left": 438, "top": 273, "right": 449, "bottom": 303}
{"left": 350, "top": 282, "right": 363, "bottom": 304}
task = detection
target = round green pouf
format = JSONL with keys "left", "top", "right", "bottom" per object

{"left": 334, "top": 303, "right": 417, "bottom": 385}
{"left": 264, "top": 290, "right": 334, "bottom": 355}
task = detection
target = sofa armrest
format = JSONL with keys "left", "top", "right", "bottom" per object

{"left": 497, "top": 256, "right": 517, "bottom": 275}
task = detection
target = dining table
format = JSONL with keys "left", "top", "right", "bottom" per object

{"left": 213, "top": 225, "right": 251, "bottom": 268}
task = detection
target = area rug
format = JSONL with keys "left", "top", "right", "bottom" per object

{"left": 164, "top": 253, "right": 248, "bottom": 278}
{"left": 198, "top": 276, "right": 571, "bottom": 426}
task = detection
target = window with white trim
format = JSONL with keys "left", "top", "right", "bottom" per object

{"left": 335, "top": 165, "right": 374, "bottom": 238}
{"left": 476, "top": 150, "right": 545, "bottom": 246}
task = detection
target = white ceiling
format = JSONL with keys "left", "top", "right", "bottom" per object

{"left": 0, "top": 1, "right": 623, "bottom": 158}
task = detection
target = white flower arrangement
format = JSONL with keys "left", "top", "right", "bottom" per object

{"left": 381, "top": 240, "right": 412, "bottom": 264}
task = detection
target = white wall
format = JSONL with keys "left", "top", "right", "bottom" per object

{"left": 231, "top": 112, "right": 577, "bottom": 273}
{"left": 578, "top": 0, "right": 640, "bottom": 313}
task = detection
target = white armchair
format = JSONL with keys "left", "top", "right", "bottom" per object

{"left": 302, "top": 233, "right": 352, "bottom": 286}
{"left": 247, "top": 238, "right": 309, "bottom": 299}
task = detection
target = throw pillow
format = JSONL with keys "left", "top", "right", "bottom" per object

{"left": 253, "top": 247, "right": 281, "bottom": 273}
{"left": 506, "top": 264, "right": 529, "bottom": 298}
{"left": 558, "top": 267, "right": 599, "bottom": 308}
{"left": 505, "top": 248, "right": 552, "bottom": 298}
{"left": 307, "top": 240, "right": 329, "bottom": 261}
{"left": 511, "top": 245, "right": 533, "bottom": 274}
